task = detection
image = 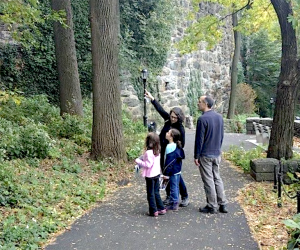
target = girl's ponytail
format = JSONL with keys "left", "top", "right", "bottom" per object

{"left": 170, "top": 129, "right": 182, "bottom": 148}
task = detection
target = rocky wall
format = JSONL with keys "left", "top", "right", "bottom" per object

{"left": 121, "top": 0, "right": 234, "bottom": 126}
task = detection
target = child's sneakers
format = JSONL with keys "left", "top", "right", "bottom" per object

{"left": 147, "top": 209, "right": 166, "bottom": 217}
{"left": 166, "top": 203, "right": 179, "bottom": 211}
{"left": 147, "top": 211, "right": 158, "bottom": 217}
{"left": 157, "top": 209, "right": 166, "bottom": 215}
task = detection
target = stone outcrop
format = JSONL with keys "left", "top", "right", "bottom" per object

{"left": 0, "top": 24, "right": 16, "bottom": 45}
{"left": 120, "top": 1, "right": 234, "bottom": 126}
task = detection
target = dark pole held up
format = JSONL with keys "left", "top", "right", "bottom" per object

{"left": 141, "top": 69, "right": 148, "bottom": 127}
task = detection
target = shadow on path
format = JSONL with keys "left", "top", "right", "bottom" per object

{"left": 46, "top": 132, "right": 260, "bottom": 250}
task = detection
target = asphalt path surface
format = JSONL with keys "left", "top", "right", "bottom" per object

{"left": 46, "top": 132, "right": 260, "bottom": 250}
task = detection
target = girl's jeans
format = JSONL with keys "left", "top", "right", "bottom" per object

{"left": 145, "top": 174, "right": 165, "bottom": 214}
{"left": 169, "top": 174, "right": 180, "bottom": 206}
{"left": 166, "top": 174, "right": 188, "bottom": 199}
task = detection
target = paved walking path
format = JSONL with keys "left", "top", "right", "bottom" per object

{"left": 46, "top": 132, "right": 260, "bottom": 250}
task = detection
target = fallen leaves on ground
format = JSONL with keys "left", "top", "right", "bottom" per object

{"left": 236, "top": 182, "right": 296, "bottom": 249}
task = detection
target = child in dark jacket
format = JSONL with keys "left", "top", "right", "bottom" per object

{"left": 135, "top": 132, "right": 166, "bottom": 217}
{"left": 163, "top": 128, "right": 185, "bottom": 211}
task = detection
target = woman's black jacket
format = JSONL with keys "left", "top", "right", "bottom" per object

{"left": 151, "top": 99, "right": 185, "bottom": 166}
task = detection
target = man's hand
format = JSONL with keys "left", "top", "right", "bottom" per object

{"left": 194, "top": 159, "right": 200, "bottom": 166}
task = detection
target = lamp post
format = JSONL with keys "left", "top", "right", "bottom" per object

{"left": 270, "top": 97, "right": 274, "bottom": 118}
{"left": 141, "top": 69, "right": 148, "bottom": 127}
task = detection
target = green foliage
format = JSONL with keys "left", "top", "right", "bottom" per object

{"left": 120, "top": 0, "right": 177, "bottom": 70}
{"left": 0, "top": 159, "right": 105, "bottom": 249}
{"left": 284, "top": 213, "right": 300, "bottom": 249}
{"left": 240, "top": 30, "right": 281, "bottom": 118}
{"left": 177, "top": 15, "right": 223, "bottom": 53}
{"left": 0, "top": 118, "right": 53, "bottom": 160}
{"left": 187, "top": 70, "right": 202, "bottom": 118}
{"left": 0, "top": 92, "right": 144, "bottom": 248}
{"left": 224, "top": 114, "right": 257, "bottom": 134}
{"left": 0, "top": 0, "right": 66, "bottom": 48}
{"left": 119, "top": 0, "right": 179, "bottom": 103}
{"left": 52, "top": 157, "right": 82, "bottom": 174}
{"left": 0, "top": 0, "right": 178, "bottom": 105}
{"left": 122, "top": 108, "right": 146, "bottom": 160}
{"left": 179, "top": 0, "right": 278, "bottom": 53}
{"left": 223, "top": 146, "right": 265, "bottom": 172}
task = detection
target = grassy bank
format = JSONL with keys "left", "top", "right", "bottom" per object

{"left": 0, "top": 92, "right": 146, "bottom": 249}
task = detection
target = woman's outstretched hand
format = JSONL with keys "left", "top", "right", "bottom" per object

{"left": 144, "top": 89, "right": 154, "bottom": 101}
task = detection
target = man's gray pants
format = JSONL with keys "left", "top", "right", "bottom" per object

{"left": 198, "top": 156, "right": 227, "bottom": 209}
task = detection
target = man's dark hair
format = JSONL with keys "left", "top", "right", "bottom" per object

{"left": 204, "top": 96, "right": 214, "bottom": 108}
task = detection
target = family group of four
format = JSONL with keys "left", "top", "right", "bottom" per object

{"left": 135, "top": 90, "right": 228, "bottom": 217}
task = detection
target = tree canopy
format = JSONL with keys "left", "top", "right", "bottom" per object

{"left": 0, "top": 0, "right": 66, "bottom": 47}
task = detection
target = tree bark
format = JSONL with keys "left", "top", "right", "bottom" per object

{"left": 267, "top": 0, "right": 299, "bottom": 159}
{"left": 90, "top": 0, "right": 126, "bottom": 161}
{"left": 227, "top": 10, "right": 241, "bottom": 119}
{"left": 51, "top": 0, "right": 84, "bottom": 117}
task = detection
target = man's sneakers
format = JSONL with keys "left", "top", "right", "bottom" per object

{"left": 199, "top": 205, "right": 218, "bottom": 214}
{"left": 219, "top": 204, "right": 228, "bottom": 213}
{"left": 199, "top": 204, "right": 228, "bottom": 214}
{"left": 179, "top": 197, "right": 189, "bottom": 207}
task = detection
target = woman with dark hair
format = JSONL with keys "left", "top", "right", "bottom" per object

{"left": 145, "top": 90, "right": 189, "bottom": 207}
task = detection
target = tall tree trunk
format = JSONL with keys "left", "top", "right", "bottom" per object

{"left": 51, "top": 0, "right": 84, "bottom": 116}
{"left": 267, "top": 0, "right": 299, "bottom": 159}
{"left": 90, "top": 0, "right": 126, "bottom": 161}
{"left": 227, "top": 11, "right": 241, "bottom": 119}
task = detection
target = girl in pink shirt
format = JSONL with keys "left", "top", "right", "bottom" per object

{"left": 135, "top": 132, "right": 166, "bottom": 217}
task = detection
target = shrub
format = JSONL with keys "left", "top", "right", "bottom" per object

{"left": 223, "top": 145, "right": 266, "bottom": 172}
{"left": 284, "top": 214, "right": 300, "bottom": 249}
{"left": 0, "top": 120, "right": 53, "bottom": 160}
{"left": 235, "top": 83, "right": 257, "bottom": 115}
{"left": 122, "top": 108, "right": 147, "bottom": 160}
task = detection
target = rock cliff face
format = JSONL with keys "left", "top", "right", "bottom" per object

{"left": 0, "top": 24, "right": 16, "bottom": 45}
{"left": 121, "top": 1, "right": 233, "bottom": 124}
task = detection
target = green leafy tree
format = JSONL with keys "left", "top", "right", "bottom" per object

{"left": 187, "top": 70, "right": 202, "bottom": 119}
{"left": 0, "top": 0, "right": 65, "bottom": 47}
{"left": 240, "top": 30, "right": 281, "bottom": 117}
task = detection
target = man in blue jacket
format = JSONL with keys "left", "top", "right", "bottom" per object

{"left": 194, "top": 95, "right": 228, "bottom": 214}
